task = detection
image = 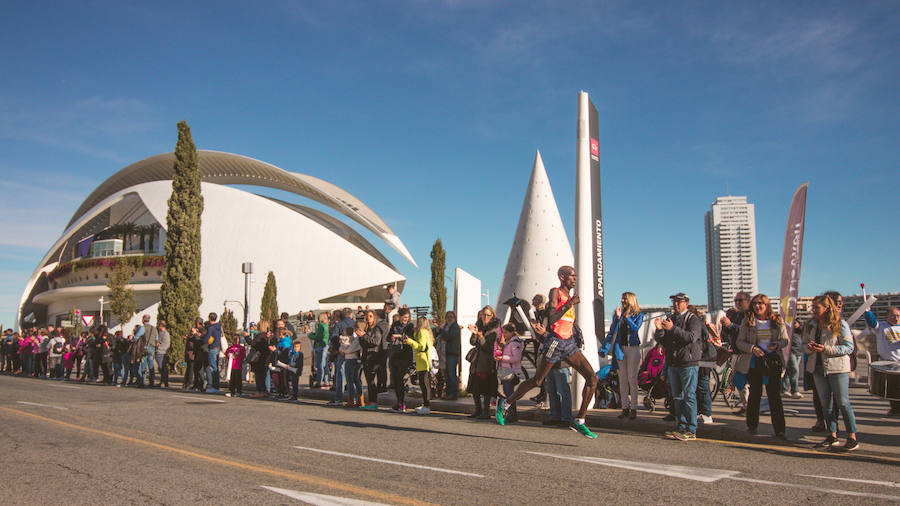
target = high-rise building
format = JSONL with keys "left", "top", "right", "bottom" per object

{"left": 705, "top": 196, "right": 759, "bottom": 312}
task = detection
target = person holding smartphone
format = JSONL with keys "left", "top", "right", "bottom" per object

{"left": 735, "top": 294, "right": 789, "bottom": 438}
{"left": 804, "top": 294, "right": 858, "bottom": 451}
{"left": 467, "top": 306, "right": 500, "bottom": 419}
{"left": 387, "top": 308, "right": 415, "bottom": 412}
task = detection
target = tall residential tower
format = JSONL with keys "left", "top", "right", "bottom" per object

{"left": 705, "top": 196, "right": 758, "bottom": 312}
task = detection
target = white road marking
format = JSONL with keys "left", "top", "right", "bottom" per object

{"left": 261, "top": 486, "right": 388, "bottom": 505}
{"left": 527, "top": 451, "right": 900, "bottom": 501}
{"left": 172, "top": 395, "right": 225, "bottom": 403}
{"left": 525, "top": 451, "right": 739, "bottom": 483}
{"left": 16, "top": 401, "right": 68, "bottom": 410}
{"left": 796, "top": 474, "right": 900, "bottom": 488}
{"left": 47, "top": 383, "right": 81, "bottom": 389}
{"left": 728, "top": 476, "right": 900, "bottom": 501}
{"left": 295, "top": 446, "right": 484, "bottom": 478}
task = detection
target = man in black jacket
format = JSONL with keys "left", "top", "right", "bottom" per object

{"left": 358, "top": 311, "right": 389, "bottom": 410}
{"left": 654, "top": 293, "right": 702, "bottom": 441}
{"left": 439, "top": 311, "right": 461, "bottom": 400}
{"left": 719, "top": 291, "right": 751, "bottom": 414}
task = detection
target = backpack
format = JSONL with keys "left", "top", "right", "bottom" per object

{"left": 700, "top": 326, "right": 717, "bottom": 364}
{"left": 595, "top": 370, "right": 620, "bottom": 409}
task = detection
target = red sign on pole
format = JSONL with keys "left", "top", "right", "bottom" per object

{"left": 82, "top": 315, "right": 95, "bottom": 327}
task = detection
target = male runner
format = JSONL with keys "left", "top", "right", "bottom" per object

{"left": 496, "top": 266, "right": 599, "bottom": 438}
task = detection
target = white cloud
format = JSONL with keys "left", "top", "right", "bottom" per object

{"left": 0, "top": 176, "right": 89, "bottom": 250}
{"left": 0, "top": 95, "right": 161, "bottom": 163}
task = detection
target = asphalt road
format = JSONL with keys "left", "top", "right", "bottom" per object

{"left": 1, "top": 375, "right": 898, "bottom": 505}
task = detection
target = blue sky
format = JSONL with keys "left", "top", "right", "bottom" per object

{"left": 2, "top": 0, "right": 899, "bottom": 329}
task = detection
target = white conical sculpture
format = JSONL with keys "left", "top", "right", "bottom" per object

{"left": 496, "top": 151, "right": 574, "bottom": 324}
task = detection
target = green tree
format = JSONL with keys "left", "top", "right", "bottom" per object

{"left": 107, "top": 259, "right": 137, "bottom": 330}
{"left": 259, "top": 271, "right": 279, "bottom": 322}
{"left": 221, "top": 307, "right": 238, "bottom": 340}
{"left": 430, "top": 238, "right": 447, "bottom": 323}
{"left": 158, "top": 121, "right": 203, "bottom": 365}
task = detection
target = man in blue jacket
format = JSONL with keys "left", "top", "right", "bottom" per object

{"left": 654, "top": 293, "right": 702, "bottom": 441}
{"left": 205, "top": 312, "right": 223, "bottom": 393}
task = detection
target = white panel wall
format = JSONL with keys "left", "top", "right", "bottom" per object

{"left": 454, "top": 267, "right": 482, "bottom": 391}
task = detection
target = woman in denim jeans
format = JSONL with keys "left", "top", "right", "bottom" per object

{"left": 804, "top": 295, "right": 859, "bottom": 451}
{"left": 543, "top": 363, "right": 572, "bottom": 426}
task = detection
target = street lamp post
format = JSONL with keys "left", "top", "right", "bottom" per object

{"left": 98, "top": 296, "right": 106, "bottom": 326}
{"left": 481, "top": 288, "right": 491, "bottom": 308}
{"left": 241, "top": 262, "right": 253, "bottom": 331}
{"left": 224, "top": 300, "right": 245, "bottom": 330}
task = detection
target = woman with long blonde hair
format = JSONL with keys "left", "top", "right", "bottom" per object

{"left": 735, "top": 294, "right": 789, "bottom": 437}
{"left": 600, "top": 292, "right": 644, "bottom": 419}
{"left": 804, "top": 295, "right": 858, "bottom": 451}
{"left": 406, "top": 316, "right": 436, "bottom": 414}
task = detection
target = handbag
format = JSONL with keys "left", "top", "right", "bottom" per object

{"left": 715, "top": 346, "right": 732, "bottom": 367}
{"left": 465, "top": 347, "right": 477, "bottom": 363}
{"left": 762, "top": 351, "right": 784, "bottom": 377}
{"left": 497, "top": 366, "right": 516, "bottom": 381}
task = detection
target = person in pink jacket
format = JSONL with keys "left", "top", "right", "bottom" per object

{"left": 225, "top": 338, "right": 246, "bottom": 397}
{"left": 495, "top": 323, "right": 525, "bottom": 423}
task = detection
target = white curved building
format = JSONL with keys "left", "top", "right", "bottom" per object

{"left": 18, "top": 151, "right": 416, "bottom": 330}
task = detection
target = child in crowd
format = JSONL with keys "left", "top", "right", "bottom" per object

{"left": 271, "top": 328, "right": 291, "bottom": 398}
{"left": 340, "top": 324, "right": 363, "bottom": 407}
{"left": 288, "top": 338, "right": 304, "bottom": 401}
{"left": 225, "top": 337, "right": 246, "bottom": 397}
{"left": 495, "top": 323, "right": 524, "bottom": 423}
{"left": 63, "top": 346, "right": 75, "bottom": 380}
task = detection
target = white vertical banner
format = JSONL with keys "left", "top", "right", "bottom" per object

{"left": 454, "top": 267, "right": 482, "bottom": 392}
{"left": 573, "top": 91, "right": 603, "bottom": 407}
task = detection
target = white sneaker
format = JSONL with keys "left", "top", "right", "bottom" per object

{"left": 699, "top": 414, "right": 714, "bottom": 424}
{"left": 415, "top": 406, "right": 431, "bottom": 415}
{"left": 224, "top": 393, "right": 231, "bottom": 397}
{"left": 791, "top": 392, "right": 803, "bottom": 399}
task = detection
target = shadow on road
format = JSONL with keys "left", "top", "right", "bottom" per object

{"left": 310, "top": 419, "right": 578, "bottom": 447}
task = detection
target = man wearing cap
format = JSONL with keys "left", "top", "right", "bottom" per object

{"left": 135, "top": 314, "right": 159, "bottom": 387}
{"left": 654, "top": 293, "right": 703, "bottom": 441}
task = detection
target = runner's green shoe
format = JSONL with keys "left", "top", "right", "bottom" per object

{"left": 496, "top": 399, "right": 507, "bottom": 426}
{"left": 570, "top": 421, "right": 598, "bottom": 439}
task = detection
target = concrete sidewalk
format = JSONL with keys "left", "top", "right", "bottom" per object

{"left": 296, "top": 382, "right": 899, "bottom": 458}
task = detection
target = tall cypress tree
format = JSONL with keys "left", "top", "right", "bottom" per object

{"left": 221, "top": 307, "right": 238, "bottom": 339}
{"left": 158, "top": 121, "right": 203, "bottom": 364}
{"left": 260, "top": 271, "right": 279, "bottom": 323}
{"left": 107, "top": 258, "right": 137, "bottom": 331}
{"left": 430, "top": 238, "right": 447, "bottom": 323}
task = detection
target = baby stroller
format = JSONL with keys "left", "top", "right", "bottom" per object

{"left": 638, "top": 345, "right": 669, "bottom": 412}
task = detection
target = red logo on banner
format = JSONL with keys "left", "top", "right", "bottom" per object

{"left": 590, "top": 138, "right": 599, "bottom": 158}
